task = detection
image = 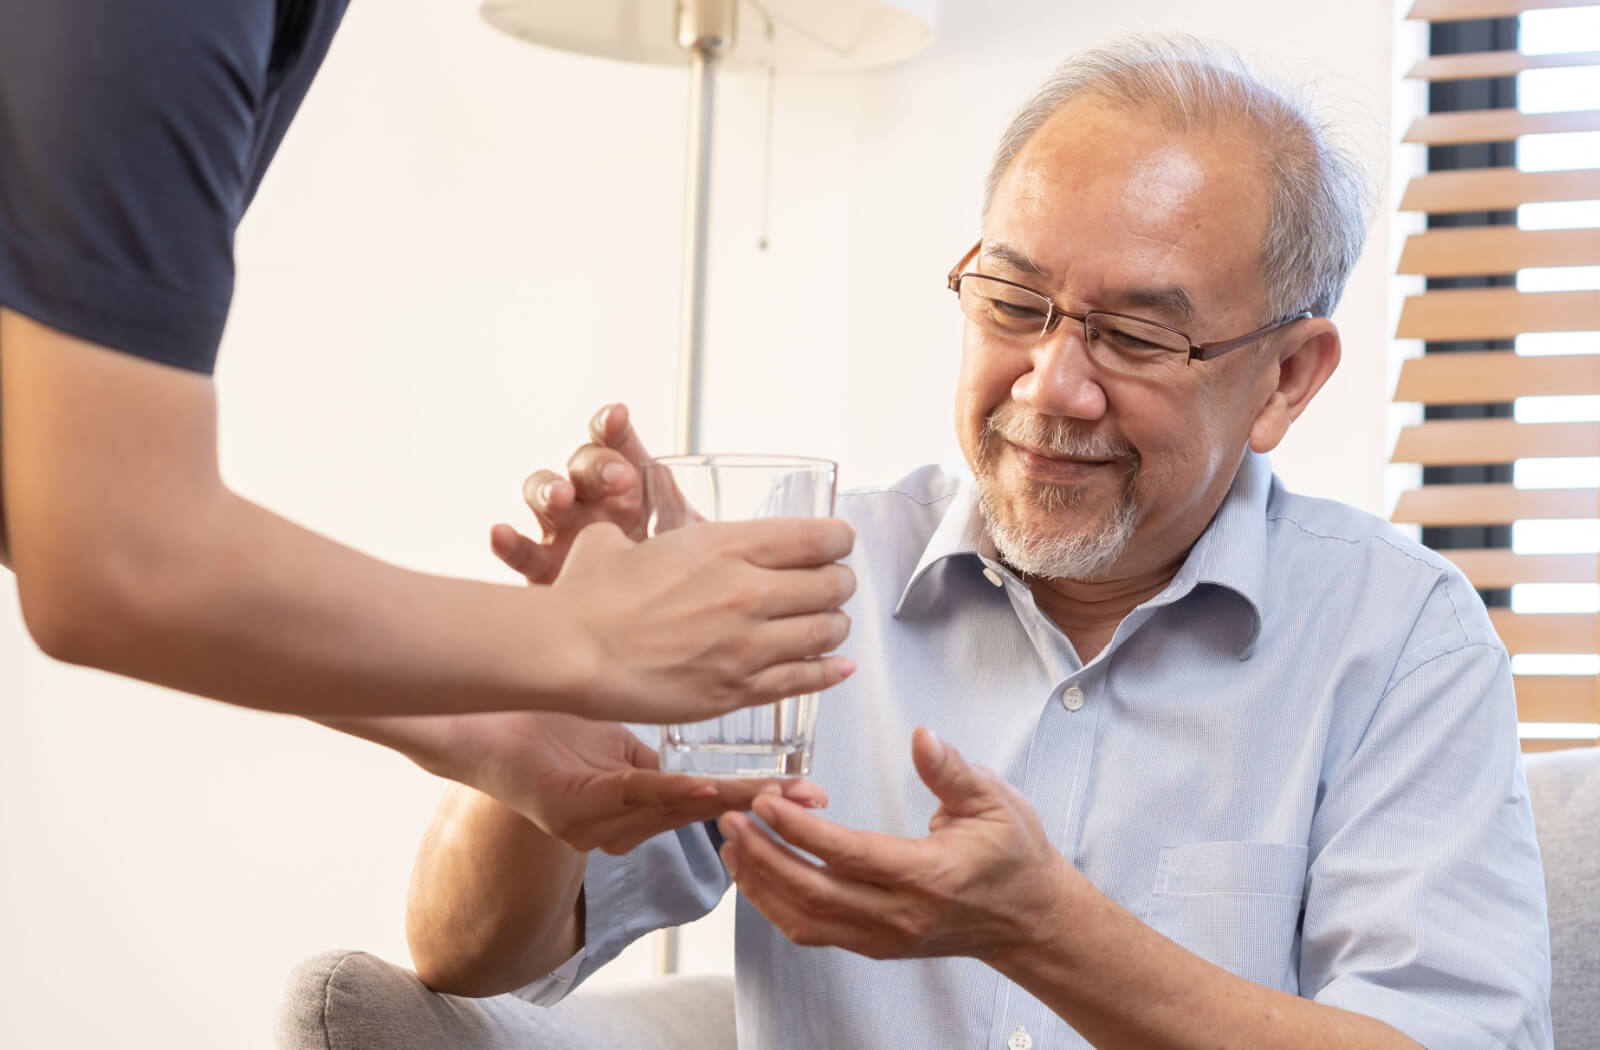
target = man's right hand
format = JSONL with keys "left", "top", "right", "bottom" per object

{"left": 489, "top": 403, "right": 656, "bottom": 586}
{"left": 491, "top": 404, "right": 858, "bottom": 725}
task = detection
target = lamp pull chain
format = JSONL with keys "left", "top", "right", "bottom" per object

{"left": 757, "top": 63, "right": 776, "bottom": 251}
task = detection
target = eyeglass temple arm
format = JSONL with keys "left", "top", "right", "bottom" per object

{"left": 1189, "top": 311, "right": 1314, "bottom": 362}
{"left": 947, "top": 241, "right": 983, "bottom": 291}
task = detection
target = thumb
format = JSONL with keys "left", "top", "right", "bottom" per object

{"left": 911, "top": 727, "right": 992, "bottom": 817}
{"left": 490, "top": 523, "right": 565, "bottom": 585}
{"left": 565, "top": 519, "right": 634, "bottom": 561}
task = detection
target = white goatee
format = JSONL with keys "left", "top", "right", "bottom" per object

{"left": 974, "top": 409, "right": 1140, "bottom": 581}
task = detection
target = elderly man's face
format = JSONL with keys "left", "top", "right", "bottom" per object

{"left": 957, "top": 96, "right": 1282, "bottom": 581}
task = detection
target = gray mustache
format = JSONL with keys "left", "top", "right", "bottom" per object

{"left": 983, "top": 412, "right": 1138, "bottom": 465}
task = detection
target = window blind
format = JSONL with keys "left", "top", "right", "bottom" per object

{"left": 1393, "top": 0, "right": 1599, "bottom": 752}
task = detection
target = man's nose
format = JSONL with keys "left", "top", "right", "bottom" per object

{"left": 1011, "top": 321, "right": 1109, "bottom": 421}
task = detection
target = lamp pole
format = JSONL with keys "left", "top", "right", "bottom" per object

{"left": 674, "top": 0, "right": 736, "bottom": 455}
{"left": 659, "top": 0, "right": 738, "bottom": 975}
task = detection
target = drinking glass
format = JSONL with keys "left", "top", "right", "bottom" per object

{"left": 641, "top": 453, "right": 838, "bottom": 777}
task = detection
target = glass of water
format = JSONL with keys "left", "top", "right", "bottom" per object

{"left": 641, "top": 453, "right": 838, "bottom": 777}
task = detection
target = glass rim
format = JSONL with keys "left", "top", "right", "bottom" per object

{"left": 642, "top": 453, "right": 837, "bottom": 472}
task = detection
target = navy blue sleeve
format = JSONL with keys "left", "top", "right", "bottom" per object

{"left": 0, "top": 0, "right": 333, "bottom": 373}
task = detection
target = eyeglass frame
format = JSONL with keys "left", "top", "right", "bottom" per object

{"left": 946, "top": 240, "right": 1312, "bottom": 365}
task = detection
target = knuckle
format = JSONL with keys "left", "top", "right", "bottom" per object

{"left": 731, "top": 580, "right": 767, "bottom": 617}
{"left": 522, "top": 471, "right": 555, "bottom": 508}
{"left": 829, "top": 611, "right": 850, "bottom": 646}
{"left": 822, "top": 520, "right": 855, "bottom": 559}
{"left": 888, "top": 907, "right": 927, "bottom": 943}
{"left": 835, "top": 844, "right": 869, "bottom": 872}
{"left": 804, "top": 663, "right": 831, "bottom": 693}
{"left": 830, "top": 564, "right": 857, "bottom": 604}
{"left": 773, "top": 664, "right": 816, "bottom": 699}
{"left": 565, "top": 444, "right": 594, "bottom": 474}
{"left": 808, "top": 613, "right": 842, "bottom": 650}
{"left": 787, "top": 924, "right": 823, "bottom": 947}
{"left": 794, "top": 881, "right": 831, "bottom": 912}
{"left": 802, "top": 525, "right": 830, "bottom": 564}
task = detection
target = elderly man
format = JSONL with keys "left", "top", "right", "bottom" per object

{"left": 405, "top": 36, "right": 1551, "bottom": 1049}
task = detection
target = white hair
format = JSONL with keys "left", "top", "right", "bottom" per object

{"left": 983, "top": 33, "right": 1373, "bottom": 321}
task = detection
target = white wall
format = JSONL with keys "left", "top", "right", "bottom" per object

{"left": 0, "top": 1, "right": 1398, "bottom": 1046}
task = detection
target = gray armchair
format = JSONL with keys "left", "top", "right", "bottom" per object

{"left": 276, "top": 952, "right": 735, "bottom": 1050}
{"left": 277, "top": 748, "right": 1600, "bottom": 1049}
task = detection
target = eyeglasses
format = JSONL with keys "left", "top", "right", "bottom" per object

{"left": 946, "top": 241, "right": 1310, "bottom": 376}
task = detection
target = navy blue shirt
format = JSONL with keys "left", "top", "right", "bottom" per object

{"left": 0, "top": 0, "right": 350, "bottom": 373}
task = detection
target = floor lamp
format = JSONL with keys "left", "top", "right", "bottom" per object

{"left": 479, "top": 0, "right": 937, "bottom": 456}
{"left": 479, "top": 0, "right": 936, "bottom": 977}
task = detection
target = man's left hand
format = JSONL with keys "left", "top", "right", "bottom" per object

{"left": 716, "top": 727, "right": 1076, "bottom": 962}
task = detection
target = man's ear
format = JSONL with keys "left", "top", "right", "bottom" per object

{"left": 1249, "top": 319, "right": 1341, "bottom": 455}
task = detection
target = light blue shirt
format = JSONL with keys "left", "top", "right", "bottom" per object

{"left": 522, "top": 451, "right": 1552, "bottom": 1049}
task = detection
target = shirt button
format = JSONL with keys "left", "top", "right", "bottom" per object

{"left": 1061, "top": 685, "right": 1085, "bottom": 712}
{"left": 982, "top": 566, "right": 1005, "bottom": 588}
{"left": 1007, "top": 1026, "right": 1034, "bottom": 1050}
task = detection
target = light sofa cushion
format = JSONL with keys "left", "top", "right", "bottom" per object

{"left": 1525, "top": 748, "right": 1600, "bottom": 1049}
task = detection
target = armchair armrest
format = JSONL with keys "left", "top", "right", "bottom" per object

{"left": 276, "top": 950, "right": 735, "bottom": 1050}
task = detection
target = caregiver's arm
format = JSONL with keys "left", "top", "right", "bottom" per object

{"left": 0, "top": 310, "right": 855, "bottom": 723}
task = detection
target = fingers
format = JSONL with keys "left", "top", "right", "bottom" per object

{"left": 522, "top": 469, "right": 577, "bottom": 540}
{"left": 712, "top": 517, "right": 856, "bottom": 569}
{"left": 584, "top": 774, "right": 822, "bottom": 856}
{"left": 718, "top": 811, "right": 893, "bottom": 952}
{"left": 752, "top": 563, "right": 856, "bottom": 619}
{"left": 519, "top": 403, "right": 655, "bottom": 540}
{"left": 751, "top": 609, "right": 852, "bottom": 666}
{"left": 589, "top": 403, "right": 654, "bottom": 466}
{"left": 734, "top": 654, "right": 857, "bottom": 709}
{"left": 911, "top": 728, "right": 996, "bottom": 818}
{"left": 778, "top": 777, "right": 829, "bottom": 809}
{"left": 566, "top": 443, "right": 641, "bottom": 504}
{"left": 585, "top": 775, "right": 758, "bottom": 854}
{"left": 489, "top": 523, "right": 564, "bottom": 584}
{"left": 750, "top": 795, "right": 920, "bottom": 883}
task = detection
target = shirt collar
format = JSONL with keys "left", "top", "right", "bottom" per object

{"left": 1162, "top": 449, "right": 1270, "bottom": 657}
{"left": 893, "top": 473, "right": 993, "bottom": 620}
{"left": 892, "top": 451, "right": 1271, "bottom": 656}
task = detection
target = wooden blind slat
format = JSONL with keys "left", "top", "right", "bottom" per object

{"left": 1516, "top": 675, "right": 1600, "bottom": 722}
{"left": 1400, "top": 167, "right": 1600, "bottom": 213}
{"left": 1396, "top": 13, "right": 1600, "bottom": 752}
{"left": 1393, "top": 484, "right": 1600, "bottom": 525}
{"left": 1397, "top": 227, "right": 1600, "bottom": 276}
{"left": 1407, "top": 49, "right": 1600, "bottom": 81}
{"left": 1408, "top": 0, "right": 1600, "bottom": 21}
{"left": 1404, "top": 108, "right": 1600, "bottom": 146}
{"left": 1522, "top": 738, "right": 1597, "bottom": 751}
{"left": 1396, "top": 288, "right": 1600, "bottom": 341}
{"left": 1393, "top": 351, "right": 1600, "bottom": 403}
{"left": 1440, "top": 549, "right": 1599, "bottom": 588}
{"left": 1393, "top": 419, "right": 1600, "bottom": 464}
{"left": 1490, "top": 609, "right": 1599, "bottom": 653}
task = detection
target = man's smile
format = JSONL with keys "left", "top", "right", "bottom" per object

{"left": 1007, "top": 440, "right": 1119, "bottom": 483}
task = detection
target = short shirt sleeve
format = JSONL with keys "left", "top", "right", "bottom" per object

{"left": 1301, "top": 624, "right": 1554, "bottom": 1048}
{"left": 513, "top": 819, "right": 731, "bottom": 1006}
{"left": 0, "top": 0, "right": 334, "bottom": 373}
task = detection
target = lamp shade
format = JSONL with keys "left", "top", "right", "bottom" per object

{"left": 479, "top": 0, "right": 937, "bottom": 72}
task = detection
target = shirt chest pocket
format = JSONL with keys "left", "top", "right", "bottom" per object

{"left": 1142, "top": 841, "right": 1308, "bottom": 994}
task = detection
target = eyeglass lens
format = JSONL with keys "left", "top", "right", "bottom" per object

{"left": 956, "top": 275, "right": 1190, "bottom": 373}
